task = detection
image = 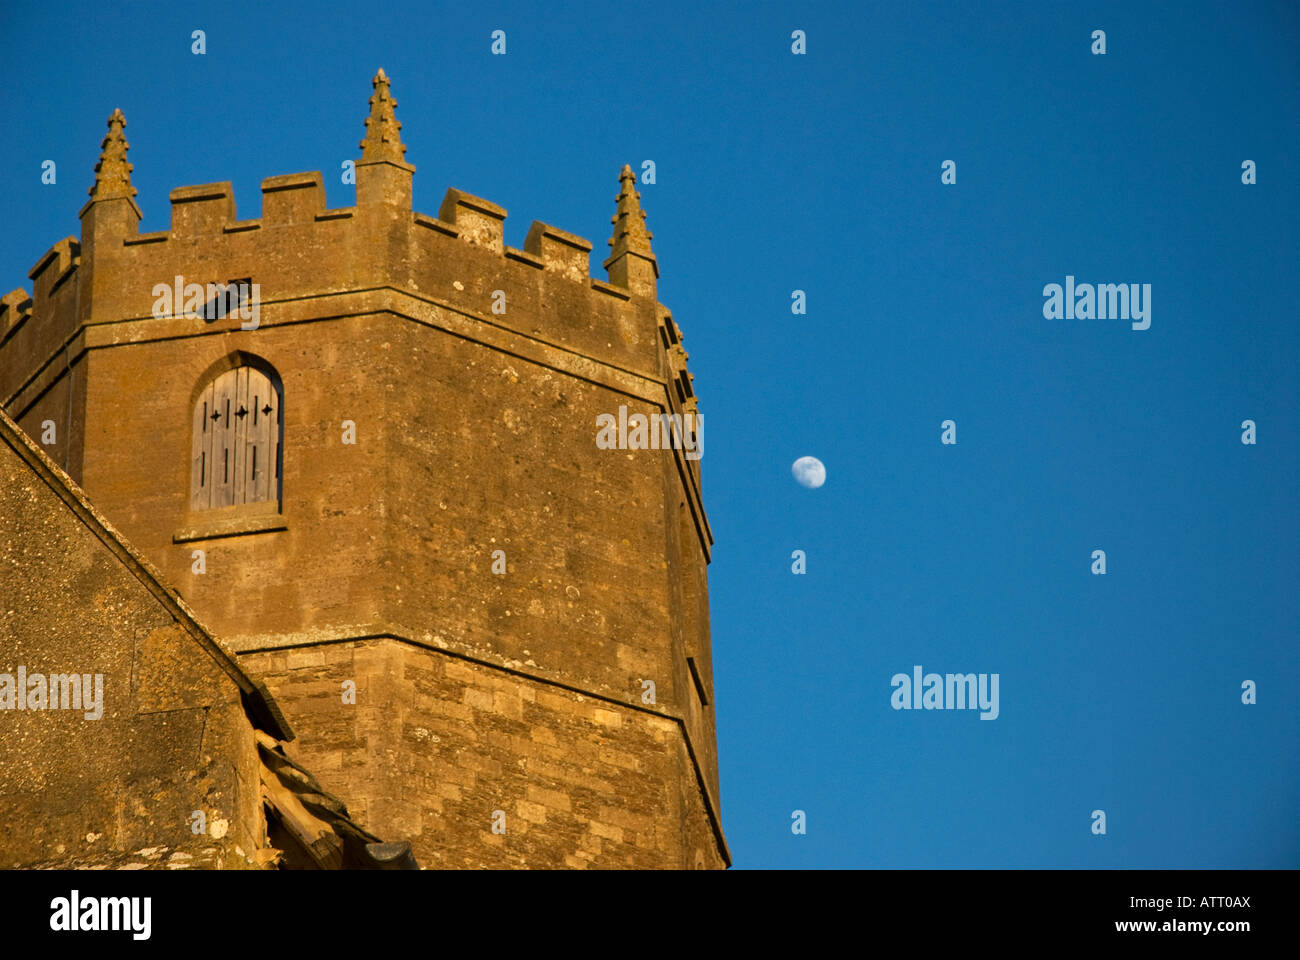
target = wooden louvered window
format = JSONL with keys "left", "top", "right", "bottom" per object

{"left": 191, "top": 366, "right": 281, "bottom": 510}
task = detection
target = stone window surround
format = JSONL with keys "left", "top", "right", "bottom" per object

{"left": 173, "top": 499, "right": 286, "bottom": 543}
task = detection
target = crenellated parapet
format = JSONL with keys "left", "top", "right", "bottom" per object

{"left": 0, "top": 239, "right": 80, "bottom": 400}
{"left": 152, "top": 173, "right": 335, "bottom": 239}
{"left": 1, "top": 68, "right": 698, "bottom": 434}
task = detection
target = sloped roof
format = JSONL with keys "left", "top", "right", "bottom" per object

{"left": 258, "top": 731, "right": 417, "bottom": 869}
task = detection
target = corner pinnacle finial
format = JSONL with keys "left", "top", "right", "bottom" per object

{"left": 359, "top": 68, "right": 407, "bottom": 163}
{"left": 607, "top": 164, "right": 654, "bottom": 258}
{"left": 88, "top": 108, "right": 137, "bottom": 202}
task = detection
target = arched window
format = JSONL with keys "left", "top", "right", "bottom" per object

{"left": 191, "top": 363, "right": 282, "bottom": 510}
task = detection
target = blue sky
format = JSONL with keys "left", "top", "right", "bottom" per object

{"left": 2, "top": 0, "right": 1296, "bottom": 868}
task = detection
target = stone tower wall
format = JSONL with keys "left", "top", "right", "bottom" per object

{"left": 0, "top": 77, "right": 725, "bottom": 867}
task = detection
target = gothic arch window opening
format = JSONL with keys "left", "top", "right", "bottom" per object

{"left": 191, "top": 363, "right": 282, "bottom": 510}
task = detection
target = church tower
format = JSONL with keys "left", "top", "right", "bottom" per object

{"left": 0, "top": 71, "right": 726, "bottom": 868}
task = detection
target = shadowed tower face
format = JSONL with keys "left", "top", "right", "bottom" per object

{"left": 0, "top": 71, "right": 726, "bottom": 868}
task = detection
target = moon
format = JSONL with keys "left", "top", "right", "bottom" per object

{"left": 791, "top": 456, "right": 826, "bottom": 489}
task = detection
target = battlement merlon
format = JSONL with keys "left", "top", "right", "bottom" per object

{"left": 169, "top": 182, "right": 236, "bottom": 236}
{"left": 27, "top": 237, "right": 80, "bottom": 311}
{"left": 524, "top": 222, "right": 593, "bottom": 283}
{"left": 0, "top": 289, "right": 33, "bottom": 343}
{"left": 262, "top": 172, "right": 327, "bottom": 224}
{"left": 438, "top": 188, "right": 507, "bottom": 253}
